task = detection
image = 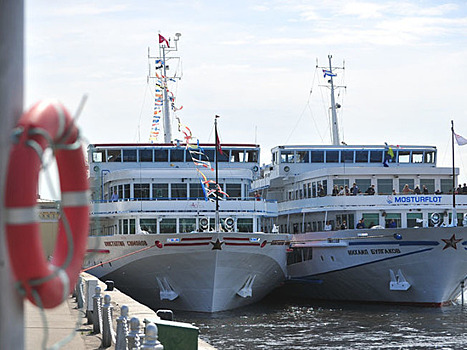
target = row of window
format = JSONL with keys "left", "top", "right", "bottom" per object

{"left": 104, "top": 182, "right": 246, "bottom": 201}
{"left": 91, "top": 148, "right": 258, "bottom": 163}
{"left": 285, "top": 178, "right": 452, "bottom": 201}
{"left": 115, "top": 217, "right": 254, "bottom": 234}
{"left": 274, "top": 149, "right": 436, "bottom": 165}
{"left": 281, "top": 212, "right": 464, "bottom": 234}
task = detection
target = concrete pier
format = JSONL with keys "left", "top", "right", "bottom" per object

{"left": 25, "top": 273, "right": 216, "bottom": 349}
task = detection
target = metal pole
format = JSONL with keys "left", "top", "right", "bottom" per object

{"left": 451, "top": 120, "right": 457, "bottom": 226}
{"left": 0, "top": 1, "right": 25, "bottom": 348}
{"left": 215, "top": 116, "right": 220, "bottom": 231}
{"left": 162, "top": 46, "right": 172, "bottom": 143}
{"left": 328, "top": 55, "right": 340, "bottom": 146}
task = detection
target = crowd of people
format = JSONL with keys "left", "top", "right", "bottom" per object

{"left": 328, "top": 183, "right": 467, "bottom": 196}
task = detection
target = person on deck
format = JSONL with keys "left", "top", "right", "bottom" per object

{"left": 356, "top": 219, "right": 365, "bottom": 229}
{"left": 332, "top": 185, "right": 339, "bottom": 196}
{"left": 365, "top": 185, "right": 375, "bottom": 195}
{"left": 111, "top": 190, "right": 118, "bottom": 201}
{"left": 414, "top": 185, "right": 421, "bottom": 194}
{"left": 422, "top": 185, "right": 429, "bottom": 194}
{"left": 402, "top": 184, "right": 412, "bottom": 194}
{"left": 463, "top": 183, "right": 467, "bottom": 194}
{"left": 350, "top": 183, "right": 359, "bottom": 196}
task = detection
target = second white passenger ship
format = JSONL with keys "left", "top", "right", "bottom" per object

{"left": 252, "top": 55, "right": 467, "bottom": 306}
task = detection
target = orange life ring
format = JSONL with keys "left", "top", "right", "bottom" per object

{"left": 4, "top": 100, "right": 89, "bottom": 309}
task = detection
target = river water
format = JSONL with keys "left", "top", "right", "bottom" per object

{"left": 177, "top": 294, "right": 467, "bottom": 349}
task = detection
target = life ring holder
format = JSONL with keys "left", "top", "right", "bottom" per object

{"left": 430, "top": 212, "right": 441, "bottom": 226}
{"left": 199, "top": 217, "right": 209, "bottom": 230}
{"left": 4, "top": 100, "right": 89, "bottom": 309}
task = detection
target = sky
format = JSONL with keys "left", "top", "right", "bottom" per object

{"left": 24, "top": 0, "right": 467, "bottom": 197}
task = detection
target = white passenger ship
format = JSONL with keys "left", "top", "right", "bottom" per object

{"left": 252, "top": 56, "right": 467, "bottom": 306}
{"left": 84, "top": 35, "right": 289, "bottom": 313}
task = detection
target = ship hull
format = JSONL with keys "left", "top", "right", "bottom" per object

{"left": 282, "top": 226, "right": 467, "bottom": 306}
{"left": 85, "top": 232, "right": 289, "bottom": 312}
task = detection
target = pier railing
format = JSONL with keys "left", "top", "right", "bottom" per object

{"left": 75, "top": 273, "right": 201, "bottom": 349}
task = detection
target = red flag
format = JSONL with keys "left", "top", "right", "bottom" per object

{"left": 216, "top": 134, "right": 223, "bottom": 155}
{"left": 158, "top": 34, "right": 169, "bottom": 47}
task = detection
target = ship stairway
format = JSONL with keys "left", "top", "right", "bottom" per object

{"left": 389, "top": 269, "right": 411, "bottom": 291}
{"left": 237, "top": 275, "right": 256, "bottom": 298}
{"left": 156, "top": 277, "right": 179, "bottom": 301}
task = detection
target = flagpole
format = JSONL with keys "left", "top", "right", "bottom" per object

{"left": 451, "top": 120, "right": 457, "bottom": 226}
{"left": 215, "top": 115, "right": 220, "bottom": 231}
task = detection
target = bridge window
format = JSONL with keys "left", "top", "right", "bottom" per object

{"left": 341, "top": 150, "right": 354, "bottom": 163}
{"left": 326, "top": 151, "right": 339, "bottom": 163}
{"left": 155, "top": 149, "right": 168, "bottom": 162}
{"left": 139, "top": 149, "right": 153, "bottom": 162}
{"left": 218, "top": 149, "right": 229, "bottom": 162}
{"left": 170, "top": 149, "right": 185, "bottom": 162}
{"left": 246, "top": 150, "right": 258, "bottom": 163}
{"left": 398, "top": 151, "right": 410, "bottom": 163}
{"left": 355, "top": 150, "right": 368, "bottom": 163}
{"left": 230, "top": 149, "right": 244, "bottom": 162}
{"left": 369, "top": 150, "right": 383, "bottom": 163}
{"left": 412, "top": 151, "right": 423, "bottom": 163}
{"left": 92, "top": 150, "right": 105, "bottom": 162}
{"left": 280, "top": 151, "right": 294, "bottom": 163}
{"left": 425, "top": 151, "right": 435, "bottom": 163}
{"left": 107, "top": 149, "right": 121, "bottom": 162}
{"left": 310, "top": 151, "right": 324, "bottom": 163}
{"left": 296, "top": 151, "right": 309, "bottom": 163}
{"left": 123, "top": 149, "right": 137, "bottom": 162}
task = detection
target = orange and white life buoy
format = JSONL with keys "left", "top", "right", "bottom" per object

{"left": 4, "top": 100, "right": 89, "bottom": 309}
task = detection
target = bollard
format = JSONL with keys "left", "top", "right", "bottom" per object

{"left": 105, "top": 280, "right": 115, "bottom": 291}
{"left": 115, "top": 305, "right": 129, "bottom": 350}
{"left": 92, "top": 286, "right": 103, "bottom": 334}
{"left": 156, "top": 309, "right": 173, "bottom": 321}
{"left": 140, "top": 323, "right": 164, "bottom": 349}
{"left": 85, "top": 279, "right": 98, "bottom": 323}
{"left": 126, "top": 317, "right": 142, "bottom": 350}
{"left": 102, "top": 294, "right": 114, "bottom": 348}
{"left": 76, "top": 276, "right": 84, "bottom": 309}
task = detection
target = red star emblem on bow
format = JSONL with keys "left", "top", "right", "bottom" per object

{"left": 210, "top": 238, "right": 224, "bottom": 250}
{"left": 441, "top": 234, "right": 462, "bottom": 250}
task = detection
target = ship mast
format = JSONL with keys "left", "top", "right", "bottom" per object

{"left": 148, "top": 32, "right": 182, "bottom": 143}
{"left": 317, "top": 55, "right": 345, "bottom": 145}
{"left": 328, "top": 55, "right": 340, "bottom": 146}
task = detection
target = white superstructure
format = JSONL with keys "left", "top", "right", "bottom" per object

{"left": 85, "top": 142, "right": 290, "bottom": 312}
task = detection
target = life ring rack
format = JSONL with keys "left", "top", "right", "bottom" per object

{"left": 4, "top": 100, "right": 89, "bottom": 309}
